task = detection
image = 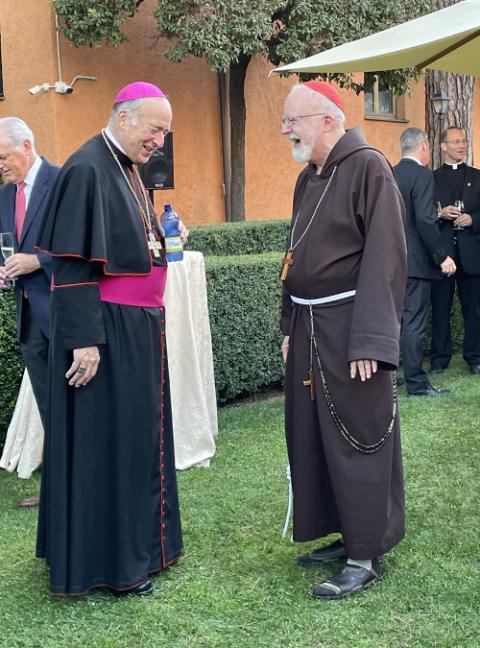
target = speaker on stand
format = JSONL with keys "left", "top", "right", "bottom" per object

{"left": 139, "top": 132, "right": 174, "bottom": 204}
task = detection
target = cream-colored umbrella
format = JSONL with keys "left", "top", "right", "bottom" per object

{"left": 271, "top": 0, "right": 480, "bottom": 76}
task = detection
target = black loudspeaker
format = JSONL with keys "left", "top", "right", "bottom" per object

{"left": 139, "top": 132, "right": 174, "bottom": 190}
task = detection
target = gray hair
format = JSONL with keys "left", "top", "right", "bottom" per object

{"left": 0, "top": 117, "right": 36, "bottom": 152}
{"left": 108, "top": 99, "right": 146, "bottom": 129}
{"left": 400, "top": 127, "right": 427, "bottom": 155}
{"left": 290, "top": 84, "right": 346, "bottom": 124}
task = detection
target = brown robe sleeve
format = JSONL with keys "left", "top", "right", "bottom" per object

{"left": 347, "top": 154, "right": 407, "bottom": 368}
{"left": 280, "top": 168, "right": 310, "bottom": 335}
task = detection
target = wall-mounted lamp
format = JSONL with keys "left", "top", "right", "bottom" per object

{"left": 432, "top": 90, "right": 451, "bottom": 117}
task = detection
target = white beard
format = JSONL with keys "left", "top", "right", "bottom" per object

{"left": 291, "top": 142, "right": 312, "bottom": 164}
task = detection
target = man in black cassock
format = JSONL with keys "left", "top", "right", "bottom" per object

{"left": 280, "top": 81, "right": 406, "bottom": 600}
{"left": 431, "top": 126, "right": 480, "bottom": 374}
{"left": 36, "top": 82, "right": 183, "bottom": 596}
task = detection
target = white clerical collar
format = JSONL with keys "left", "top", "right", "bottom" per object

{"left": 402, "top": 156, "right": 423, "bottom": 166}
{"left": 24, "top": 155, "right": 42, "bottom": 187}
{"left": 444, "top": 161, "right": 465, "bottom": 170}
{"left": 104, "top": 127, "right": 128, "bottom": 157}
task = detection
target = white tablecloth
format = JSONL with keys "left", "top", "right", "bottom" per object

{"left": 0, "top": 370, "right": 44, "bottom": 479}
{"left": 0, "top": 251, "right": 217, "bottom": 477}
{"left": 164, "top": 251, "right": 218, "bottom": 469}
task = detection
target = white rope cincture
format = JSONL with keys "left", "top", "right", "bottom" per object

{"left": 282, "top": 464, "right": 293, "bottom": 539}
{"left": 290, "top": 290, "right": 356, "bottom": 306}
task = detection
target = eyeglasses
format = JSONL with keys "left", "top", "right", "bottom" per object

{"left": 444, "top": 139, "right": 468, "bottom": 145}
{"left": 281, "top": 112, "right": 327, "bottom": 127}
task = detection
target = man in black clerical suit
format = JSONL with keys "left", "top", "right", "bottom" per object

{"left": 432, "top": 126, "right": 480, "bottom": 374}
{"left": 394, "top": 128, "right": 456, "bottom": 396}
{"left": 0, "top": 117, "right": 60, "bottom": 507}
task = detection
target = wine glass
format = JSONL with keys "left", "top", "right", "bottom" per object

{"left": 453, "top": 200, "right": 464, "bottom": 230}
{"left": 0, "top": 232, "right": 15, "bottom": 290}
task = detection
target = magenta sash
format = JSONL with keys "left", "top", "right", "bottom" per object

{"left": 98, "top": 266, "right": 167, "bottom": 308}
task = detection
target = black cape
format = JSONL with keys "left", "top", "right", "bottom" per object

{"left": 36, "top": 134, "right": 183, "bottom": 594}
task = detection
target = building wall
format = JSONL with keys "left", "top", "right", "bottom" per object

{"left": 0, "top": 0, "right": 477, "bottom": 226}
{"left": 0, "top": 0, "right": 225, "bottom": 225}
{"left": 245, "top": 62, "right": 427, "bottom": 220}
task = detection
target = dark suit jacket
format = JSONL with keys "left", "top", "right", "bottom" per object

{"left": 394, "top": 158, "right": 447, "bottom": 280}
{"left": 434, "top": 164, "right": 480, "bottom": 275}
{"left": 0, "top": 158, "right": 60, "bottom": 338}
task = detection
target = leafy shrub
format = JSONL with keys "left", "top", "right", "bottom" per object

{"left": 186, "top": 220, "right": 289, "bottom": 257}
{"left": 205, "top": 252, "right": 284, "bottom": 401}
{"left": 0, "top": 292, "right": 23, "bottom": 446}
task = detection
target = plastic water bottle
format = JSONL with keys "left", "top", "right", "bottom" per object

{"left": 160, "top": 204, "right": 183, "bottom": 262}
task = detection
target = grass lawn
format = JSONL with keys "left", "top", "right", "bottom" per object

{"left": 0, "top": 355, "right": 479, "bottom": 648}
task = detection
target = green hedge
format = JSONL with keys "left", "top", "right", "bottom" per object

{"left": 186, "top": 220, "right": 289, "bottom": 257}
{"left": 0, "top": 236, "right": 469, "bottom": 446}
{"left": 205, "top": 252, "right": 284, "bottom": 402}
{"left": 0, "top": 292, "right": 23, "bottom": 445}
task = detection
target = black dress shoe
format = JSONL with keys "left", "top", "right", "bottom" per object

{"left": 469, "top": 364, "right": 480, "bottom": 375}
{"left": 16, "top": 495, "right": 40, "bottom": 508}
{"left": 312, "top": 559, "right": 384, "bottom": 600}
{"left": 297, "top": 539, "right": 347, "bottom": 566}
{"left": 408, "top": 385, "right": 450, "bottom": 397}
{"left": 113, "top": 580, "right": 154, "bottom": 597}
{"left": 430, "top": 367, "right": 446, "bottom": 374}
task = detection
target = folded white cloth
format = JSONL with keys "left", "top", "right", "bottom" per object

{"left": 0, "top": 370, "right": 43, "bottom": 479}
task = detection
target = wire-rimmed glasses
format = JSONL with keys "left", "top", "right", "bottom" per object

{"left": 281, "top": 112, "right": 327, "bottom": 128}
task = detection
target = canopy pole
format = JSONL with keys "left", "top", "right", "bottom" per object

{"left": 415, "top": 29, "right": 480, "bottom": 70}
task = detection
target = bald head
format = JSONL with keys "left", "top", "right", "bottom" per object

{"left": 288, "top": 85, "right": 345, "bottom": 124}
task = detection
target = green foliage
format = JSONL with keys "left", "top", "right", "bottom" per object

{"left": 54, "top": 0, "right": 433, "bottom": 91}
{"left": 186, "top": 220, "right": 289, "bottom": 256}
{"left": 205, "top": 251, "right": 284, "bottom": 401}
{"left": 0, "top": 292, "right": 23, "bottom": 445}
{"left": 153, "top": 1, "right": 288, "bottom": 71}
{"left": 52, "top": 0, "right": 140, "bottom": 47}
{"left": 266, "top": 0, "right": 434, "bottom": 94}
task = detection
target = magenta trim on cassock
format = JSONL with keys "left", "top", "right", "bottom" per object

{"left": 98, "top": 266, "right": 167, "bottom": 307}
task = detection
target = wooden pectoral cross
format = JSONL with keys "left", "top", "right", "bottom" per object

{"left": 281, "top": 250, "right": 294, "bottom": 282}
{"left": 148, "top": 233, "right": 162, "bottom": 258}
{"left": 303, "top": 371, "right": 316, "bottom": 401}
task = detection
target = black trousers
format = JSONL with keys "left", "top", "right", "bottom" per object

{"left": 430, "top": 262, "right": 480, "bottom": 369}
{"left": 19, "top": 298, "right": 49, "bottom": 427}
{"left": 401, "top": 278, "right": 432, "bottom": 393}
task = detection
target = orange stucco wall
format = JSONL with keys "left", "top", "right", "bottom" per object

{"left": 1, "top": 0, "right": 477, "bottom": 226}
{"left": 0, "top": 0, "right": 225, "bottom": 225}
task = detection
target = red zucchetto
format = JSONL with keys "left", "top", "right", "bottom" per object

{"left": 303, "top": 80, "right": 344, "bottom": 112}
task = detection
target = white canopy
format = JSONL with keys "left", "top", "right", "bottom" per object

{"left": 271, "top": 0, "right": 480, "bottom": 76}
